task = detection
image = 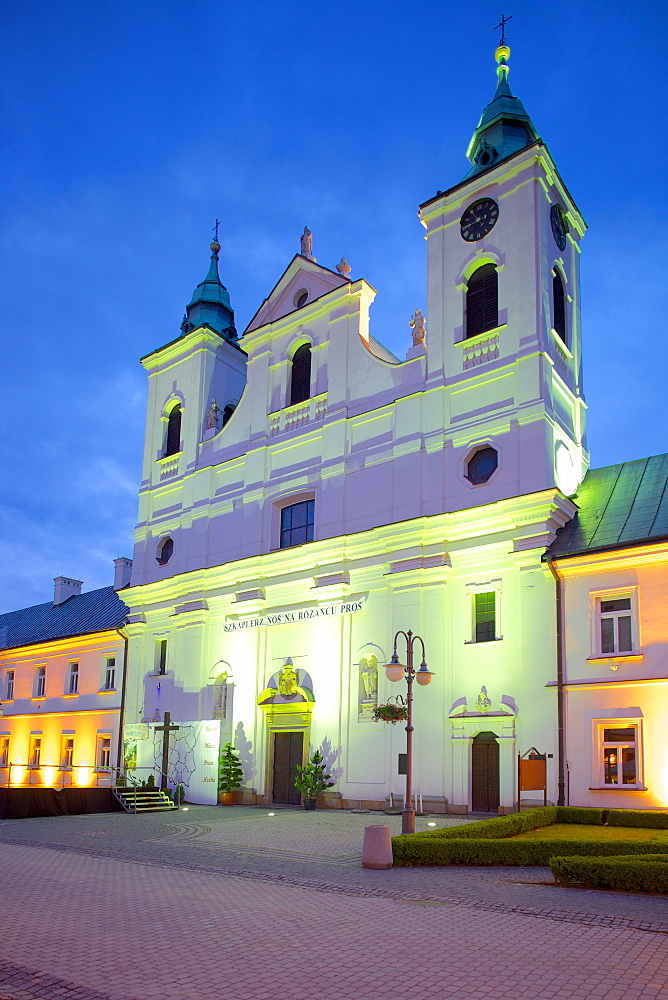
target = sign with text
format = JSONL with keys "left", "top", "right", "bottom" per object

{"left": 224, "top": 598, "right": 366, "bottom": 632}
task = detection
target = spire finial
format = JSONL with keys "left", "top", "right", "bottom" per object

{"left": 211, "top": 219, "right": 221, "bottom": 255}
{"left": 494, "top": 12, "right": 512, "bottom": 45}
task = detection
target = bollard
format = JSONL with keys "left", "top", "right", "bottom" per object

{"left": 362, "top": 824, "right": 393, "bottom": 869}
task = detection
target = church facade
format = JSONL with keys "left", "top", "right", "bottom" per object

{"left": 122, "top": 43, "right": 592, "bottom": 813}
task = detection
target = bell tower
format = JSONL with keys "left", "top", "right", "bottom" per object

{"left": 420, "top": 43, "right": 588, "bottom": 509}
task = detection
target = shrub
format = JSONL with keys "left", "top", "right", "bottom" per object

{"left": 218, "top": 743, "right": 245, "bottom": 793}
{"left": 556, "top": 806, "right": 604, "bottom": 825}
{"left": 392, "top": 836, "right": 668, "bottom": 867}
{"left": 605, "top": 809, "right": 668, "bottom": 829}
{"left": 294, "top": 749, "right": 334, "bottom": 799}
{"left": 551, "top": 854, "right": 668, "bottom": 892}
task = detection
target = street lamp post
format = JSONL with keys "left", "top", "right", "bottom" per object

{"left": 385, "top": 629, "right": 433, "bottom": 834}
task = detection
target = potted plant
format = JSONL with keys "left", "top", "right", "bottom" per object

{"left": 294, "top": 749, "right": 334, "bottom": 810}
{"left": 218, "top": 742, "right": 245, "bottom": 805}
{"left": 373, "top": 701, "right": 408, "bottom": 725}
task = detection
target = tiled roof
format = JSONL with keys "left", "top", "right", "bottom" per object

{"left": 0, "top": 586, "right": 129, "bottom": 650}
{"left": 364, "top": 334, "right": 400, "bottom": 365}
{"left": 549, "top": 454, "right": 668, "bottom": 558}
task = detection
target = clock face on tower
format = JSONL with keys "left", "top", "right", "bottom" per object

{"left": 460, "top": 199, "right": 499, "bottom": 242}
{"left": 550, "top": 204, "right": 568, "bottom": 251}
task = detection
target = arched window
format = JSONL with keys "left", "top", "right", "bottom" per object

{"left": 289, "top": 344, "right": 312, "bottom": 406}
{"left": 165, "top": 405, "right": 182, "bottom": 456}
{"left": 157, "top": 537, "right": 174, "bottom": 565}
{"left": 466, "top": 263, "right": 498, "bottom": 339}
{"left": 222, "top": 403, "right": 236, "bottom": 427}
{"left": 553, "top": 272, "right": 566, "bottom": 343}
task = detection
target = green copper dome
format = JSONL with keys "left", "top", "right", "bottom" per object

{"left": 181, "top": 241, "right": 238, "bottom": 342}
{"left": 464, "top": 45, "right": 538, "bottom": 180}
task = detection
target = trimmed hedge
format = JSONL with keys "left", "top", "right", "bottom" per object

{"left": 392, "top": 836, "right": 668, "bottom": 867}
{"left": 606, "top": 809, "right": 668, "bottom": 829}
{"left": 550, "top": 854, "right": 668, "bottom": 893}
{"left": 422, "top": 807, "right": 557, "bottom": 840}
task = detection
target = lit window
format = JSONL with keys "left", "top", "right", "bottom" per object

{"left": 103, "top": 658, "right": 116, "bottom": 691}
{"left": 60, "top": 735, "right": 75, "bottom": 770}
{"left": 0, "top": 737, "right": 9, "bottom": 768}
{"left": 66, "top": 662, "right": 79, "bottom": 695}
{"left": 466, "top": 263, "right": 498, "bottom": 338}
{"left": 97, "top": 735, "right": 112, "bottom": 770}
{"left": 156, "top": 639, "right": 168, "bottom": 675}
{"left": 466, "top": 447, "right": 498, "bottom": 485}
{"left": 598, "top": 596, "right": 633, "bottom": 654}
{"left": 5, "top": 670, "right": 14, "bottom": 701}
{"left": 599, "top": 724, "right": 639, "bottom": 787}
{"left": 29, "top": 735, "right": 41, "bottom": 768}
{"left": 474, "top": 592, "right": 496, "bottom": 643}
{"left": 280, "top": 500, "right": 314, "bottom": 548}
{"left": 289, "top": 344, "right": 312, "bottom": 406}
{"left": 34, "top": 666, "right": 46, "bottom": 699}
{"left": 164, "top": 404, "right": 182, "bottom": 457}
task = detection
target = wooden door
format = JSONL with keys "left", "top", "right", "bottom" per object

{"left": 272, "top": 732, "right": 303, "bottom": 805}
{"left": 471, "top": 732, "right": 500, "bottom": 813}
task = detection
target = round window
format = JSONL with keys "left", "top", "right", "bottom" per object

{"left": 157, "top": 537, "right": 174, "bottom": 565}
{"left": 294, "top": 289, "right": 309, "bottom": 308}
{"left": 466, "top": 447, "right": 498, "bottom": 485}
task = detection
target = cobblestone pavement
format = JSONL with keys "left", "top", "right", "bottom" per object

{"left": 0, "top": 806, "right": 667, "bottom": 999}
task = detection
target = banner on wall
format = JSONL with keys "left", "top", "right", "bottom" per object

{"left": 134, "top": 719, "right": 221, "bottom": 805}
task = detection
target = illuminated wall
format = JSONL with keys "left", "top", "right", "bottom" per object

{"left": 0, "top": 630, "right": 124, "bottom": 787}
{"left": 555, "top": 542, "right": 668, "bottom": 810}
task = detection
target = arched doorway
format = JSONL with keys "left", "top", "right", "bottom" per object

{"left": 471, "top": 731, "right": 500, "bottom": 813}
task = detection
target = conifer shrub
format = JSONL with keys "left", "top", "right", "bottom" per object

{"left": 550, "top": 854, "right": 668, "bottom": 892}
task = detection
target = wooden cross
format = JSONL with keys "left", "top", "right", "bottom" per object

{"left": 494, "top": 12, "right": 513, "bottom": 45}
{"left": 154, "top": 711, "right": 180, "bottom": 790}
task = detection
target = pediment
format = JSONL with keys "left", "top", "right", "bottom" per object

{"left": 244, "top": 255, "right": 350, "bottom": 334}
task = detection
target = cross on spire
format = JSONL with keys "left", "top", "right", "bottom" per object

{"left": 212, "top": 218, "right": 221, "bottom": 242}
{"left": 494, "top": 12, "right": 513, "bottom": 45}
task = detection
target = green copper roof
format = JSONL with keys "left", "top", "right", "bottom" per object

{"left": 464, "top": 45, "right": 538, "bottom": 180}
{"left": 548, "top": 454, "right": 668, "bottom": 558}
{"left": 182, "top": 241, "right": 238, "bottom": 342}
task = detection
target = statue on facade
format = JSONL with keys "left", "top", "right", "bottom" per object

{"left": 475, "top": 686, "right": 492, "bottom": 714}
{"left": 300, "top": 227, "right": 313, "bottom": 257}
{"left": 410, "top": 309, "right": 427, "bottom": 346}
{"left": 278, "top": 661, "right": 299, "bottom": 696}
{"left": 336, "top": 257, "right": 351, "bottom": 277}
{"left": 360, "top": 655, "right": 378, "bottom": 699}
{"left": 206, "top": 399, "right": 220, "bottom": 430}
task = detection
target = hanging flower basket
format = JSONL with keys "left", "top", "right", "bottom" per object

{"left": 373, "top": 702, "right": 408, "bottom": 725}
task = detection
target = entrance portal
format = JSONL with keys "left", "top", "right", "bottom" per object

{"left": 272, "top": 731, "right": 303, "bottom": 805}
{"left": 471, "top": 731, "right": 500, "bottom": 812}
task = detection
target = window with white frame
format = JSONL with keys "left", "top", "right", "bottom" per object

{"left": 60, "top": 734, "right": 75, "bottom": 770}
{"left": 34, "top": 666, "right": 46, "bottom": 698}
{"left": 29, "top": 735, "right": 42, "bottom": 767}
{"left": 155, "top": 639, "right": 168, "bottom": 675}
{"left": 4, "top": 669, "right": 14, "bottom": 700}
{"left": 66, "top": 661, "right": 79, "bottom": 695}
{"left": 597, "top": 595, "right": 634, "bottom": 654}
{"left": 103, "top": 657, "right": 116, "bottom": 690}
{"left": 0, "top": 737, "right": 9, "bottom": 768}
{"left": 473, "top": 591, "right": 496, "bottom": 642}
{"left": 597, "top": 723, "right": 640, "bottom": 787}
{"left": 96, "top": 734, "right": 112, "bottom": 770}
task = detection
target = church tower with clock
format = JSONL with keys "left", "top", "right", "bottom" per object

{"left": 419, "top": 42, "right": 588, "bottom": 508}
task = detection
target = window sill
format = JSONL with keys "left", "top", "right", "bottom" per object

{"left": 550, "top": 327, "right": 573, "bottom": 358}
{"left": 587, "top": 653, "right": 643, "bottom": 664}
{"left": 464, "top": 637, "right": 503, "bottom": 645}
{"left": 588, "top": 786, "right": 647, "bottom": 792}
{"left": 63, "top": 693, "right": 80, "bottom": 699}
{"left": 157, "top": 451, "right": 182, "bottom": 463}
{"left": 148, "top": 672, "right": 168, "bottom": 678}
{"left": 58, "top": 767, "right": 73, "bottom": 772}
{"left": 98, "top": 688, "right": 117, "bottom": 694}
{"left": 30, "top": 697, "right": 46, "bottom": 702}
{"left": 454, "top": 324, "right": 507, "bottom": 347}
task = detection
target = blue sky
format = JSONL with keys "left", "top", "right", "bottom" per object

{"left": 1, "top": 0, "right": 667, "bottom": 612}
